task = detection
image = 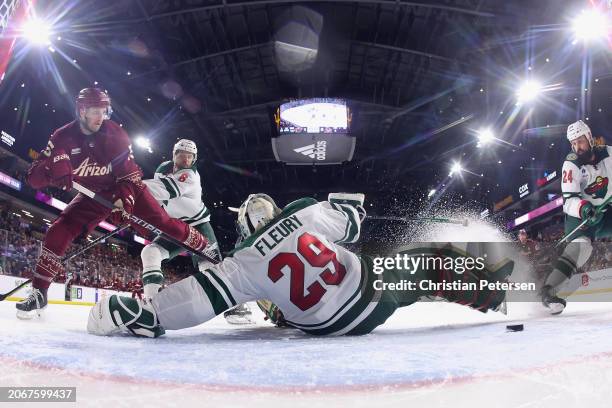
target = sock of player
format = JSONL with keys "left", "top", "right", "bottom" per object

{"left": 31, "top": 246, "right": 64, "bottom": 294}
{"left": 141, "top": 243, "right": 169, "bottom": 298}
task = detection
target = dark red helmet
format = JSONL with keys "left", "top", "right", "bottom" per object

{"left": 76, "top": 88, "right": 112, "bottom": 118}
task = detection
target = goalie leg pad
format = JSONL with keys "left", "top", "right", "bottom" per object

{"left": 87, "top": 295, "right": 165, "bottom": 338}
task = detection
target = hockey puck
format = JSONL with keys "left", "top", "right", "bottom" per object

{"left": 506, "top": 324, "right": 524, "bottom": 332}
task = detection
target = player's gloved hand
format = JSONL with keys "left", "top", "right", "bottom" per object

{"left": 48, "top": 149, "right": 73, "bottom": 191}
{"left": 328, "top": 192, "right": 366, "bottom": 221}
{"left": 581, "top": 202, "right": 605, "bottom": 227}
{"left": 109, "top": 184, "right": 135, "bottom": 225}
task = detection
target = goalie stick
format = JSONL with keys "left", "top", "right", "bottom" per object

{"left": 369, "top": 215, "right": 469, "bottom": 226}
{"left": 0, "top": 223, "right": 130, "bottom": 301}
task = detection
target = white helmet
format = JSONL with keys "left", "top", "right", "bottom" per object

{"left": 173, "top": 139, "right": 197, "bottom": 162}
{"left": 233, "top": 194, "right": 281, "bottom": 241}
{"left": 567, "top": 120, "right": 594, "bottom": 149}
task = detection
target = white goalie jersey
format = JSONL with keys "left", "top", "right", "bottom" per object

{"left": 152, "top": 198, "right": 373, "bottom": 336}
{"left": 143, "top": 161, "right": 211, "bottom": 226}
{"left": 562, "top": 146, "right": 612, "bottom": 218}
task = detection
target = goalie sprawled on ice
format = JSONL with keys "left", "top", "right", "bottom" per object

{"left": 87, "top": 193, "right": 514, "bottom": 337}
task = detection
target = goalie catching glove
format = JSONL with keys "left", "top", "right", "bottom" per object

{"left": 328, "top": 192, "right": 366, "bottom": 221}
{"left": 256, "top": 299, "right": 289, "bottom": 327}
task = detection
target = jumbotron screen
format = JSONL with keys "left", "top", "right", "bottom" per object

{"left": 277, "top": 98, "right": 349, "bottom": 134}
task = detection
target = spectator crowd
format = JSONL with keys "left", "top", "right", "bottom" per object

{"left": 0, "top": 209, "right": 187, "bottom": 293}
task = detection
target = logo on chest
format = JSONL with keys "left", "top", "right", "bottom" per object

{"left": 73, "top": 157, "right": 111, "bottom": 177}
{"left": 585, "top": 176, "right": 609, "bottom": 199}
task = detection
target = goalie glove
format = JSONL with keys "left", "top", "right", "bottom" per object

{"left": 256, "top": 299, "right": 289, "bottom": 327}
{"left": 328, "top": 192, "right": 366, "bottom": 222}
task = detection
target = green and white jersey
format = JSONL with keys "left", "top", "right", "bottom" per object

{"left": 143, "top": 161, "right": 211, "bottom": 226}
{"left": 181, "top": 198, "right": 375, "bottom": 336}
{"left": 562, "top": 146, "right": 612, "bottom": 218}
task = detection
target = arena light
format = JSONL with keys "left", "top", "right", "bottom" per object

{"left": 427, "top": 189, "right": 436, "bottom": 198}
{"left": 516, "top": 80, "right": 542, "bottom": 104}
{"left": 135, "top": 136, "right": 153, "bottom": 152}
{"left": 449, "top": 162, "right": 463, "bottom": 177}
{"left": 477, "top": 128, "right": 495, "bottom": 147}
{"left": 21, "top": 18, "right": 52, "bottom": 46}
{"left": 572, "top": 9, "right": 609, "bottom": 42}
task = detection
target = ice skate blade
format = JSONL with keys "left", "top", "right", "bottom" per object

{"left": 548, "top": 303, "right": 565, "bottom": 315}
{"left": 225, "top": 315, "right": 255, "bottom": 325}
{"left": 16, "top": 307, "right": 45, "bottom": 320}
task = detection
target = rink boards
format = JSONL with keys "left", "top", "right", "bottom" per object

{"left": 0, "top": 275, "right": 130, "bottom": 305}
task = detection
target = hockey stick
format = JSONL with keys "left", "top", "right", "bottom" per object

{"left": 556, "top": 195, "right": 612, "bottom": 247}
{"left": 65, "top": 223, "right": 130, "bottom": 264}
{"left": 369, "top": 215, "right": 469, "bottom": 226}
{"left": 72, "top": 182, "right": 220, "bottom": 264}
{"left": 0, "top": 224, "right": 130, "bottom": 301}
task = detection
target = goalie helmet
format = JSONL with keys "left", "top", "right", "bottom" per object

{"left": 76, "top": 88, "right": 112, "bottom": 119}
{"left": 234, "top": 194, "right": 281, "bottom": 241}
{"left": 173, "top": 139, "right": 197, "bottom": 162}
{"left": 567, "top": 120, "right": 594, "bottom": 149}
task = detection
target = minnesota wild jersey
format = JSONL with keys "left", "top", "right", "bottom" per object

{"left": 143, "top": 161, "right": 211, "bottom": 226}
{"left": 562, "top": 146, "right": 612, "bottom": 218}
{"left": 152, "top": 197, "right": 373, "bottom": 335}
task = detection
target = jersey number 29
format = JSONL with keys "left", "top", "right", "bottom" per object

{"left": 267, "top": 232, "right": 347, "bottom": 311}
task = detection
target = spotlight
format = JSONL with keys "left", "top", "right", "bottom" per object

{"left": 449, "top": 162, "right": 463, "bottom": 177}
{"left": 572, "top": 9, "right": 609, "bottom": 42}
{"left": 427, "top": 189, "right": 436, "bottom": 198}
{"left": 516, "top": 80, "right": 542, "bottom": 104}
{"left": 135, "top": 136, "right": 150, "bottom": 149}
{"left": 477, "top": 128, "right": 495, "bottom": 147}
{"left": 21, "top": 18, "right": 52, "bottom": 46}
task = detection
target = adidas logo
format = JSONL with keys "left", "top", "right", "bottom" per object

{"left": 294, "top": 141, "right": 327, "bottom": 161}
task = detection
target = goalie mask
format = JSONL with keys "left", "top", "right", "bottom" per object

{"left": 234, "top": 194, "right": 281, "bottom": 241}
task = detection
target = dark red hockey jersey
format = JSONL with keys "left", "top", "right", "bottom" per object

{"left": 27, "top": 119, "right": 142, "bottom": 193}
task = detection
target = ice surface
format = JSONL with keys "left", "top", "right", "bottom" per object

{"left": 1, "top": 299, "right": 612, "bottom": 408}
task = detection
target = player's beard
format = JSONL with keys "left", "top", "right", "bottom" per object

{"left": 174, "top": 157, "right": 193, "bottom": 169}
{"left": 575, "top": 146, "right": 592, "bottom": 161}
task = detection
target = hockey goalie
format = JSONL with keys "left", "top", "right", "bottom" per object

{"left": 87, "top": 192, "right": 513, "bottom": 337}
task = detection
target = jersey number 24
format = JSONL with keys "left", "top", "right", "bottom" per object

{"left": 267, "top": 232, "right": 347, "bottom": 311}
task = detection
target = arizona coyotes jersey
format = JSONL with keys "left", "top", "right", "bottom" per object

{"left": 562, "top": 146, "right": 612, "bottom": 218}
{"left": 167, "top": 198, "right": 371, "bottom": 336}
{"left": 27, "top": 120, "right": 141, "bottom": 193}
{"left": 143, "top": 161, "right": 210, "bottom": 226}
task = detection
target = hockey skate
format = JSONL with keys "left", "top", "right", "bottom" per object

{"left": 224, "top": 303, "right": 254, "bottom": 325}
{"left": 541, "top": 285, "right": 566, "bottom": 315}
{"left": 16, "top": 288, "right": 48, "bottom": 320}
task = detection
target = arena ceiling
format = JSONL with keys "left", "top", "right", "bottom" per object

{"left": 1, "top": 0, "right": 611, "bottom": 223}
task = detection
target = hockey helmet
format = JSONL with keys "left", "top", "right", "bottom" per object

{"left": 567, "top": 120, "right": 594, "bottom": 150}
{"left": 76, "top": 88, "right": 112, "bottom": 119}
{"left": 173, "top": 139, "right": 197, "bottom": 162}
{"left": 233, "top": 194, "right": 281, "bottom": 241}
